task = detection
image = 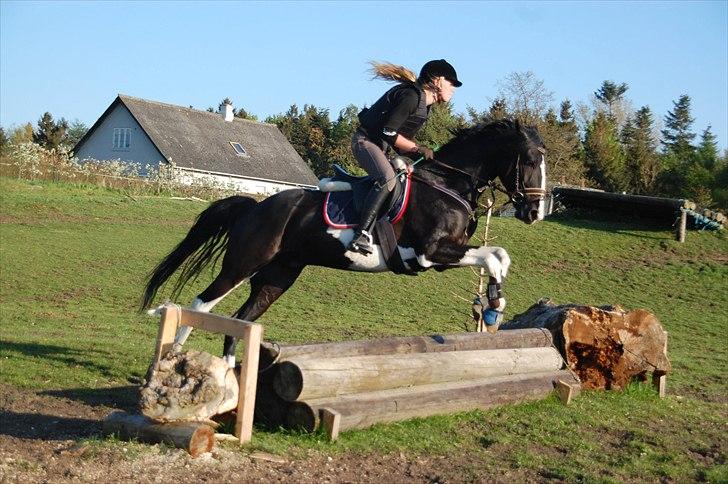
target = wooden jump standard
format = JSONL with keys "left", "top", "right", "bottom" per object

{"left": 103, "top": 305, "right": 263, "bottom": 452}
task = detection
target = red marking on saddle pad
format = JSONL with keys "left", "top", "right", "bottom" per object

{"left": 323, "top": 173, "right": 412, "bottom": 229}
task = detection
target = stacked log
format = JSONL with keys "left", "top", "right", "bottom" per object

{"left": 258, "top": 329, "right": 576, "bottom": 433}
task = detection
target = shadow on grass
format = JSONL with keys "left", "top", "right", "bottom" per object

{"left": 0, "top": 410, "right": 101, "bottom": 440}
{"left": 0, "top": 340, "right": 117, "bottom": 378}
{"left": 41, "top": 386, "right": 139, "bottom": 410}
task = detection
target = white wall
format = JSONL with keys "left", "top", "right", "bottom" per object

{"left": 75, "top": 105, "right": 165, "bottom": 171}
{"left": 174, "top": 167, "right": 315, "bottom": 196}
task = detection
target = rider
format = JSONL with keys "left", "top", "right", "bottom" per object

{"left": 348, "top": 59, "right": 462, "bottom": 255}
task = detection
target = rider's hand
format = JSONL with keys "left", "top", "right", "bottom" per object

{"left": 416, "top": 145, "right": 434, "bottom": 160}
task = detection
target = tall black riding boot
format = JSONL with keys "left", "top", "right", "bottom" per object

{"left": 348, "top": 184, "right": 392, "bottom": 255}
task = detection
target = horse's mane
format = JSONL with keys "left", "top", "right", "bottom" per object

{"left": 449, "top": 119, "right": 543, "bottom": 146}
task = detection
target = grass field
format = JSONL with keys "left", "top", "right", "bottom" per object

{"left": 1, "top": 176, "right": 726, "bottom": 481}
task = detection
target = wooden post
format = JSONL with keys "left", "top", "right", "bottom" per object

{"left": 235, "top": 324, "right": 262, "bottom": 444}
{"left": 320, "top": 408, "right": 341, "bottom": 441}
{"left": 555, "top": 379, "right": 580, "bottom": 405}
{"left": 677, "top": 209, "right": 687, "bottom": 242}
{"left": 152, "top": 306, "right": 180, "bottom": 364}
{"left": 151, "top": 304, "right": 263, "bottom": 445}
{"left": 653, "top": 331, "right": 668, "bottom": 398}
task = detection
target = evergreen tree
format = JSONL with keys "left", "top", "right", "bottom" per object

{"left": 33, "top": 112, "right": 68, "bottom": 150}
{"left": 661, "top": 94, "right": 696, "bottom": 161}
{"left": 64, "top": 120, "right": 88, "bottom": 148}
{"left": 624, "top": 107, "right": 660, "bottom": 193}
{"left": 584, "top": 111, "right": 628, "bottom": 192}
{"left": 696, "top": 125, "right": 719, "bottom": 170}
{"left": 466, "top": 98, "right": 508, "bottom": 125}
{"left": 538, "top": 102, "right": 585, "bottom": 186}
{"left": 233, "top": 107, "right": 258, "bottom": 121}
{"left": 415, "top": 101, "right": 462, "bottom": 149}
{"left": 594, "top": 80, "right": 628, "bottom": 119}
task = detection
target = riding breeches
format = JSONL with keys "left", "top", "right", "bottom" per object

{"left": 351, "top": 130, "right": 397, "bottom": 191}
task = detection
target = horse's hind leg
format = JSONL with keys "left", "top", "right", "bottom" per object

{"left": 173, "top": 268, "right": 252, "bottom": 346}
{"left": 223, "top": 259, "right": 304, "bottom": 367}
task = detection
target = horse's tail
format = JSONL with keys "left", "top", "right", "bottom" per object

{"left": 140, "top": 195, "right": 258, "bottom": 311}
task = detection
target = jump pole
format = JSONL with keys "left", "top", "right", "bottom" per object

{"left": 152, "top": 304, "right": 263, "bottom": 444}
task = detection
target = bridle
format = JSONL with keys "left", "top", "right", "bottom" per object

{"left": 412, "top": 146, "right": 547, "bottom": 213}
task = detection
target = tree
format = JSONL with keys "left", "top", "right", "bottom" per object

{"left": 415, "top": 101, "right": 463, "bottom": 149}
{"left": 64, "top": 120, "right": 88, "bottom": 148}
{"left": 0, "top": 127, "right": 7, "bottom": 152}
{"left": 466, "top": 98, "right": 509, "bottom": 125}
{"left": 623, "top": 106, "right": 660, "bottom": 193}
{"left": 661, "top": 94, "right": 696, "bottom": 161}
{"left": 583, "top": 111, "right": 628, "bottom": 192}
{"left": 266, "top": 103, "right": 334, "bottom": 176}
{"left": 33, "top": 112, "right": 68, "bottom": 150}
{"left": 9, "top": 123, "right": 34, "bottom": 145}
{"left": 496, "top": 71, "right": 554, "bottom": 124}
{"left": 594, "top": 80, "right": 628, "bottom": 119}
{"left": 234, "top": 107, "right": 258, "bottom": 121}
{"left": 537, "top": 102, "right": 585, "bottom": 186}
{"left": 696, "top": 125, "right": 719, "bottom": 170}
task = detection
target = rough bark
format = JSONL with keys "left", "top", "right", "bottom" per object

{"left": 286, "top": 370, "right": 578, "bottom": 433}
{"left": 140, "top": 350, "right": 238, "bottom": 421}
{"left": 500, "top": 299, "right": 670, "bottom": 389}
{"left": 273, "top": 347, "right": 564, "bottom": 402}
{"left": 102, "top": 411, "right": 214, "bottom": 457}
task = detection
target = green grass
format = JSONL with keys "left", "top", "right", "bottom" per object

{"left": 1, "top": 177, "right": 727, "bottom": 481}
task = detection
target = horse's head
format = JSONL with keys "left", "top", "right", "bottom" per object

{"left": 495, "top": 120, "right": 547, "bottom": 224}
{"left": 432, "top": 119, "right": 547, "bottom": 224}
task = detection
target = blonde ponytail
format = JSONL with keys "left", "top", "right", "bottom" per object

{"left": 368, "top": 61, "right": 417, "bottom": 84}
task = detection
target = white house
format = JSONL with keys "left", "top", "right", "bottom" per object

{"left": 73, "top": 94, "right": 319, "bottom": 195}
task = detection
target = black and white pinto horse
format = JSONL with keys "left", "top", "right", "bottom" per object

{"left": 141, "top": 119, "right": 547, "bottom": 367}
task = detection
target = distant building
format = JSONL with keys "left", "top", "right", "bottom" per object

{"left": 73, "top": 94, "right": 319, "bottom": 195}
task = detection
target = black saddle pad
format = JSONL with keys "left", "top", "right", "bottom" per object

{"left": 323, "top": 172, "right": 412, "bottom": 229}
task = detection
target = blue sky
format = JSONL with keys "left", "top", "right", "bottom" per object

{"left": 1, "top": 1, "right": 726, "bottom": 151}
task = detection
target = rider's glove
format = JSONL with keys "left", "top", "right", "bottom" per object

{"left": 415, "top": 145, "right": 434, "bottom": 160}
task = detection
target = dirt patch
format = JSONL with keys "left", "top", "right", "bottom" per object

{"left": 0, "top": 384, "right": 536, "bottom": 483}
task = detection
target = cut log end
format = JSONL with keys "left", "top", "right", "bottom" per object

{"left": 102, "top": 411, "right": 214, "bottom": 457}
{"left": 273, "top": 361, "right": 304, "bottom": 402}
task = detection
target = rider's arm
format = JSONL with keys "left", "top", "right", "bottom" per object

{"left": 392, "top": 134, "right": 420, "bottom": 155}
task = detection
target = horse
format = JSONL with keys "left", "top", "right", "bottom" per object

{"left": 141, "top": 119, "right": 547, "bottom": 367}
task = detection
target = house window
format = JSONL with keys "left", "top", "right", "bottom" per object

{"left": 229, "top": 142, "right": 248, "bottom": 157}
{"left": 113, "top": 128, "right": 131, "bottom": 150}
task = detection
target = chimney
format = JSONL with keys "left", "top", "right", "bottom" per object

{"left": 219, "top": 100, "right": 234, "bottom": 122}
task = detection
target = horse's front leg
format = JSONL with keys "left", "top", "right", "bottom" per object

{"left": 425, "top": 241, "right": 510, "bottom": 321}
{"left": 425, "top": 241, "right": 511, "bottom": 282}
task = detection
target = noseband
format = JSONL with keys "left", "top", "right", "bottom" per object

{"left": 421, "top": 146, "right": 547, "bottom": 208}
{"left": 508, "top": 147, "right": 547, "bottom": 206}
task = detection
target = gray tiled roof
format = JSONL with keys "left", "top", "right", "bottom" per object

{"left": 88, "top": 95, "right": 319, "bottom": 186}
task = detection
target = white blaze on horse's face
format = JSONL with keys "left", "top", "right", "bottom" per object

{"left": 537, "top": 153, "right": 546, "bottom": 221}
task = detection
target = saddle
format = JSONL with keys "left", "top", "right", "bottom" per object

{"left": 320, "top": 163, "right": 411, "bottom": 230}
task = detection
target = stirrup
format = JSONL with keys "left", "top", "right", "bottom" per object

{"left": 349, "top": 230, "right": 373, "bottom": 255}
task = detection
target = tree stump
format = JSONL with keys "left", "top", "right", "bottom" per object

{"left": 500, "top": 299, "right": 671, "bottom": 390}
{"left": 140, "top": 350, "right": 238, "bottom": 421}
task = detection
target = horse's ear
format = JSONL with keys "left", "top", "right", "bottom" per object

{"left": 515, "top": 118, "right": 522, "bottom": 133}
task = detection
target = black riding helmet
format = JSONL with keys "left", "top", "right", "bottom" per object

{"left": 418, "top": 59, "right": 462, "bottom": 87}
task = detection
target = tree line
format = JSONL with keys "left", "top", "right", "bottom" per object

{"left": 1, "top": 72, "right": 725, "bottom": 209}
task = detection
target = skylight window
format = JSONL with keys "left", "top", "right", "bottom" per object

{"left": 229, "top": 142, "right": 248, "bottom": 157}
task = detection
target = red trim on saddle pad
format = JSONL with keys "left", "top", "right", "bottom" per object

{"left": 323, "top": 173, "right": 412, "bottom": 229}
